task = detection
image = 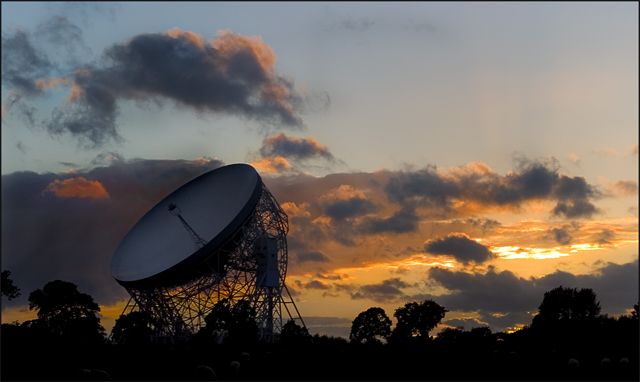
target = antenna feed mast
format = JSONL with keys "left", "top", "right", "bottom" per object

{"left": 168, "top": 203, "right": 181, "bottom": 216}
{"left": 167, "top": 202, "right": 208, "bottom": 250}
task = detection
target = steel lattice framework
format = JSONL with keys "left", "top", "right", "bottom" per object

{"left": 119, "top": 183, "right": 305, "bottom": 343}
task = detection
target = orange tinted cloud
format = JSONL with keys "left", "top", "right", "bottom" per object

{"left": 1, "top": 90, "right": 22, "bottom": 121}
{"left": 318, "top": 184, "right": 367, "bottom": 203}
{"left": 599, "top": 177, "right": 638, "bottom": 197}
{"left": 212, "top": 29, "right": 277, "bottom": 71}
{"left": 211, "top": 30, "right": 293, "bottom": 111}
{"left": 608, "top": 180, "right": 638, "bottom": 197}
{"left": 568, "top": 153, "right": 580, "bottom": 165}
{"left": 44, "top": 177, "right": 109, "bottom": 199}
{"left": 163, "top": 27, "right": 206, "bottom": 49}
{"left": 30, "top": 70, "right": 88, "bottom": 103}
{"left": 281, "top": 201, "right": 311, "bottom": 218}
{"left": 436, "top": 161, "right": 495, "bottom": 179}
{"left": 484, "top": 218, "right": 638, "bottom": 259}
{"left": 250, "top": 156, "right": 292, "bottom": 174}
{"left": 260, "top": 132, "right": 334, "bottom": 161}
{"left": 592, "top": 148, "right": 617, "bottom": 157}
{"left": 5, "top": 28, "right": 305, "bottom": 148}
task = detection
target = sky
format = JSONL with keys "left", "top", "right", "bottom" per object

{"left": 1, "top": 2, "right": 638, "bottom": 339}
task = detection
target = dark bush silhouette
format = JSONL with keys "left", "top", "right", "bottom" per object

{"left": 110, "top": 311, "right": 154, "bottom": 346}
{"left": 436, "top": 326, "right": 465, "bottom": 344}
{"left": 1, "top": 270, "right": 20, "bottom": 299}
{"left": 28, "top": 280, "right": 105, "bottom": 344}
{"left": 532, "top": 285, "right": 601, "bottom": 324}
{"left": 280, "top": 319, "right": 312, "bottom": 346}
{"left": 530, "top": 285, "right": 604, "bottom": 350}
{"left": 349, "top": 307, "right": 392, "bottom": 344}
{"left": 389, "top": 299, "right": 447, "bottom": 344}
{"left": 198, "top": 299, "right": 259, "bottom": 345}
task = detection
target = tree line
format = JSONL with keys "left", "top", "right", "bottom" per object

{"left": 1, "top": 271, "right": 638, "bottom": 380}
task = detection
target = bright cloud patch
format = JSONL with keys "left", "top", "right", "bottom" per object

{"left": 43, "top": 177, "right": 109, "bottom": 199}
{"left": 250, "top": 156, "right": 292, "bottom": 174}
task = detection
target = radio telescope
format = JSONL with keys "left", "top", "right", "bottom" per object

{"left": 110, "top": 163, "right": 305, "bottom": 343}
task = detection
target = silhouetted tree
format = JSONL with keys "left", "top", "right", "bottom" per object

{"left": 201, "top": 299, "right": 259, "bottom": 344}
{"left": 1, "top": 270, "right": 20, "bottom": 299}
{"left": 632, "top": 302, "right": 639, "bottom": 320}
{"left": 312, "top": 333, "right": 349, "bottom": 347}
{"left": 229, "top": 300, "right": 259, "bottom": 344}
{"left": 28, "top": 280, "right": 105, "bottom": 344}
{"left": 436, "top": 326, "right": 493, "bottom": 350}
{"left": 349, "top": 307, "right": 392, "bottom": 344}
{"left": 531, "top": 285, "right": 601, "bottom": 326}
{"left": 468, "top": 326, "right": 493, "bottom": 345}
{"left": 280, "top": 319, "right": 312, "bottom": 346}
{"left": 111, "top": 311, "right": 154, "bottom": 346}
{"left": 436, "top": 326, "right": 464, "bottom": 344}
{"left": 390, "top": 299, "right": 447, "bottom": 344}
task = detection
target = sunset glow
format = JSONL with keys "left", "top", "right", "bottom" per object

{"left": 1, "top": 3, "right": 637, "bottom": 341}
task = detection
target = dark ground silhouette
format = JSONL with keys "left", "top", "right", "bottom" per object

{"left": 1, "top": 282, "right": 638, "bottom": 381}
{"left": 1, "top": 327, "right": 638, "bottom": 381}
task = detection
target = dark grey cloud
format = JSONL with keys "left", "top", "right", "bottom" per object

{"left": 1, "top": 28, "right": 53, "bottom": 95}
{"left": 3, "top": 26, "right": 309, "bottom": 148}
{"left": 358, "top": 206, "right": 420, "bottom": 234}
{"left": 463, "top": 218, "right": 501, "bottom": 233}
{"left": 1, "top": 157, "right": 224, "bottom": 308}
{"left": 418, "top": 259, "right": 639, "bottom": 332}
{"left": 303, "top": 280, "right": 330, "bottom": 290}
{"left": 297, "top": 251, "right": 331, "bottom": 264}
{"left": 547, "top": 227, "right": 573, "bottom": 245}
{"left": 404, "top": 20, "right": 437, "bottom": 34}
{"left": 2, "top": 16, "right": 89, "bottom": 94}
{"left": 324, "top": 197, "right": 380, "bottom": 221}
{"left": 45, "top": 2, "right": 121, "bottom": 25}
{"left": 261, "top": 171, "right": 395, "bottom": 253}
{"left": 341, "top": 18, "right": 376, "bottom": 31}
{"left": 90, "top": 151, "right": 125, "bottom": 166}
{"left": 44, "top": 90, "right": 121, "bottom": 148}
{"left": 259, "top": 133, "right": 334, "bottom": 162}
{"left": 35, "top": 15, "right": 91, "bottom": 65}
{"left": 314, "top": 271, "right": 347, "bottom": 281}
{"left": 425, "top": 234, "right": 495, "bottom": 265}
{"left": 2, "top": 16, "right": 93, "bottom": 134}
{"left": 593, "top": 229, "right": 615, "bottom": 246}
{"left": 2, "top": 93, "right": 37, "bottom": 128}
{"left": 384, "top": 159, "right": 602, "bottom": 219}
{"left": 551, "top": 199, "right": 599, "bottom": 219}
{"left": 385, "top": 164, "right": 454, "bottom": 209}
{"left": 350, "top": 278, "right": 412, "bottom": 303}
{"left": 57, "top": 161, "right": 80, "bottom": 168}
{"left": 320, "top": 7, "right": 376, "bottom": 34}
{"left": 15, "top": 141, "right": 27, "bottom": 155}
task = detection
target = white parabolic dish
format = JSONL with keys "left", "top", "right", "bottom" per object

{"left": 111, "top": 163, "right": 262, "bottom": 287}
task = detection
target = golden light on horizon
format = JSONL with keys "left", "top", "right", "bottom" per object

{"left": 493, "top": 246, "right": 571, "bottom": 260}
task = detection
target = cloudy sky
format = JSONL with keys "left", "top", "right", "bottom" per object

{"left": 2, "top": 2, "right": 638, "bottom": 338}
